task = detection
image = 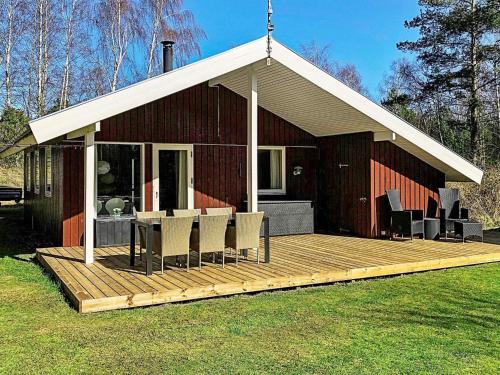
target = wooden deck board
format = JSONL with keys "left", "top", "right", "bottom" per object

{"left": 37, "top": 233, "right": 500, "bottom": 313}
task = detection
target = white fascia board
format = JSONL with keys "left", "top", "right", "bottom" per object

{"left": 29, "top": 37, "right": 269, "bottom": 145}
{"left": 271, "top": 41, "right": 483, "bottom": 184}
{"left": 374, "top": 131, "right": 396, "bottom": 142}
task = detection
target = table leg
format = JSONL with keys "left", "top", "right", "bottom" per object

{"left": 146, "top": 225, "right": 153, "bottom": 276}
{"left": 146, "top": 225, "right": 154, "bottom": 276}
{"left": 264, "top": 217, "right": 270, "bottom": 263}
{"left": 130, "top": 222, "right": 136, "bottom": 267}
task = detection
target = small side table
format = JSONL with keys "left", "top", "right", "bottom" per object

{"left": 454, "top": 220, "right": 483, "bottom": 243}
{"left": 424, "top": 218, "right": 440, "bottom": 240}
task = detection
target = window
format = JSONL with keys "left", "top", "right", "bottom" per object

{"left": 96, "top": 144, "right": 142, "bottom": 216}
{"left": 25, "top": 153, "right": 31, "bottom": 192}
{"left": 45, "top": 147, "right": 52, "bottom": 197}
{"left": 258, "top": 146, "right": 286, "bottom": 194}
{"left": 34, "top": 150, "right": 40, "bottom": 194}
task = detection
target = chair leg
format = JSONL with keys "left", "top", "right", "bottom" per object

{"left": 222, "top": 250, "right": 225, "bottom": 268}
{"left": 257, "top": 247, "right": 260, "bottom": 264}
{"left": 161, "top": 256, "right": 164, "bottom": 274}
{"left": 236, "top": 249, "right": 239, "bottom": 266}
{"left": 199, "top": 252, "right": 202, "bottom": 271}
{"left": 187, "top": 252, "right": 190, "bottom": 272}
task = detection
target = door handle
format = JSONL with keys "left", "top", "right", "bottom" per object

{"left": 359, "top": 197, "right": 367, "bottom": 204}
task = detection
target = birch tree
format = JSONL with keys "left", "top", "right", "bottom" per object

{"left": 34, "top": 0, "right": 52, "bottom": 116}
{"left": 0, "top": 0, "right": 27, "bottom": 108}
{"left": 142, "top": 0, "right": 205, "bottom": 78}
{"left": 58, "top": 0, "right": 78, "bottom": 109}
{"left": 96, "top": 0, "right": 136, "bottom": 92}
{"left": 300, "top": 41, "right": 368, "bottom": 95}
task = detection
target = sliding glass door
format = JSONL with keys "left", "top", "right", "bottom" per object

{"left": 96, "top": 143, "right": 143, "bottom": 216}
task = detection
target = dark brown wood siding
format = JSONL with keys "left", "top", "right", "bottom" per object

{"left": 370, "top": 141, "right": 445, "bottom": 237}
{"left": 317, "top": 133, "right": 372, "bottom": 237}
{"left": 317, "top": 134, "right": 445, "bottom": 238}
{"left": 23, "top": 147, "right": 64, "bottom": 244}
{"left": 97, "top": 82, "right": 317, "bottom": 212}
{"left": 62, "top": 146, "right": 84, "bottom": 246}
{"left": 28, "top": 82, "right": 447, "bottom": 245}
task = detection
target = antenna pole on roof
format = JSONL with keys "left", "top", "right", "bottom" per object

{"left": 266, "top": 0, "right": 274, "bottom": 66}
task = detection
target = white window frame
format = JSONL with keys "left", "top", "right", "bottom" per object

{"left": 95, "top": 142, "right": 145, "bottom": 216}
{"left": 45, "top": 146, "right": 52, "bottom": 197}
{"left": 34, "top": 149, "right": 40, "bottom": 194}
{"left": 258, "top": 145, "right": 286, "bottom": 195}
{"left": 25, "top": 152, "right": 31, "bottom": 192}
{"left": 152, "top": 143, "right": 194, "bottom": 211}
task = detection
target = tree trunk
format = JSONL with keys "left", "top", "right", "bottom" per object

{"left": 109, "top": 0, "right": 127, "bottom": 92}
{"left": 3, "top": 1, "right": 15, "bottom": 108}
{"left": 469, "top": 0, "right": 481, "bottom": 163}
{"left": 494, "top": 61, "right": 500, "bottom": 160}
{"left": 59, "top": 0, "right": 77, "bottom": 110}
{"left": 36, "top": 0, "right": 49, "bottom": 116}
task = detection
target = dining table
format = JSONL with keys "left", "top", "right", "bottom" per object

{"left": 130, "top": 215, "right": 270, "bottom": 275}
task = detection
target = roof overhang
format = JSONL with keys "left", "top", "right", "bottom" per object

{"left": 29, "top": 37, "right": 270, "bottom": 145}
{"left": 0, "top": 131, "right": 35, "bottom": 159}
{"left": 22, "top": 36, "right": 482, "bottom": 183}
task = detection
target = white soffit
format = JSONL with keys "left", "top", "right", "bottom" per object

{"left": 214, "top": 43, "right": 482, "bottom": 183}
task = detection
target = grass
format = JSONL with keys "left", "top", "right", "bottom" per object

{"left": 0, "top": 165, "right": 23, "bottom": 188}
{"left": 0, "top": 207, "right": 499, "bottom": 374}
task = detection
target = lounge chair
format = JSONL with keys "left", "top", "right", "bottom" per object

{"left": 153, "top": 216, "right": 194, "bottom": 273}
{"left": 438, "top": 188, "right": 469, "bottom": 237}
{"left": 386, "top": 189, "right": 424, "bottom": 240}
{"left": 190, "top": 214, "right": 228, "bottom": 270}
{"left": 135, "top": 210, "right": 167, "bottom": 260}
{"left": 226, "top": 212, "right": 264, "bottom": 265}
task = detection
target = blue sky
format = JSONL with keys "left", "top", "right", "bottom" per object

{"left": 184, "top": 0, "right": 420, "bottom": 100}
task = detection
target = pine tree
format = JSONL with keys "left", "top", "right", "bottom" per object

{"left": 398, "top": 0, "right": 500, "bottom": 163}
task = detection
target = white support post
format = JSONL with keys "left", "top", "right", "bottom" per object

{"left": 247, "top": 67, "right": 258, "bottom": 212}
{"left": 84, "top": 131, "right": 95, "bottom": 264}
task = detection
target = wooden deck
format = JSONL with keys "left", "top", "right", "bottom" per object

{"left": 37, "top": 232, "right": 500, "bottom": 313}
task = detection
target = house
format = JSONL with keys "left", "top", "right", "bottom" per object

{"left": 0, "top": 36, "right": 482, "bottom": 266}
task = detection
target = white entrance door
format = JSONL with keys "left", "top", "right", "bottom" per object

{"left": 152, "top": 144, "right": 194, "bottom": 212}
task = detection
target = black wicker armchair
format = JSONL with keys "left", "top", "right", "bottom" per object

{"left": 438, "top": 188, "right": 469, "bottom": 237}
{"left": 386, "top": 189, "right": 424, "bottom": 240}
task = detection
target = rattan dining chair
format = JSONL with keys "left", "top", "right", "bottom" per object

{"left": 135, "top": 210, "right": 167, "bottom": 260}
{"left": 173, "top": 209, "right": 201, "bottom": 217}
{"left": 153, "top": 216, "right": 194, "bottom": 273}
{"left": 225, "top": 212, "right": 264, "bottom": 265}
{"left": 206, "top": 207, "right": 233, "bottom": 254}
{"left": 206, "top": 207, "right": 233, "bottom": 218}
{"left": 190, "top": 214, "right": 228, "bottom": 270}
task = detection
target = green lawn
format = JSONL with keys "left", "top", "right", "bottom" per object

{"left": 0, "top": 207, "right": 499, "bottom": 374}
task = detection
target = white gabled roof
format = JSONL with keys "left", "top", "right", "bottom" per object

{"left": 28, "top": 36, "right": 482, "bottom": 183}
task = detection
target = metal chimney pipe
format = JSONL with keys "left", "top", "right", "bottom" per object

{"left": 161, "top": 41, "right": 175, "bottom": 73}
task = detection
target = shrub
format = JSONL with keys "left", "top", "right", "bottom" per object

{"left": 448, "top": 166, "right": 500, "bottom": 229}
